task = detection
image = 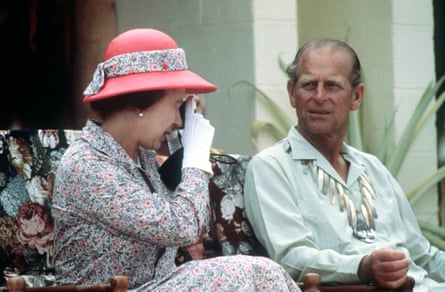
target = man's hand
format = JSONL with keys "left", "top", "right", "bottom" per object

{"left": 358, "top": 248, "right": 411, "bottom": 289}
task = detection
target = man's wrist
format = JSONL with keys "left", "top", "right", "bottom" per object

{"left": 358, "top": 255, "right": 373, "bottom": 284}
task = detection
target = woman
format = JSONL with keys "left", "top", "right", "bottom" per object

{"left": 52, "top": 28, "right": 299, "bottom": 291}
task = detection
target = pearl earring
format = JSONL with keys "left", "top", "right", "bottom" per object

{"left": 138, "top": 112, "right": 144, "bottom": 118}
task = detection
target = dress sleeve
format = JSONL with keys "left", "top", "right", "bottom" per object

{"left": 55, "top": 151, "right": 210, "bottom": 247}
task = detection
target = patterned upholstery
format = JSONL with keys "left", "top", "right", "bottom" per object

{"left": 0, "top": 129, "right": 81, "bottom": 287}
{"left": 207, "top": 153, "right": 266, "bottom": 257}
{"left": 175, "top": 153, "right": 267, "bottom": 265}
{"left": 0, "top": 129, "right": 264, "bottom": 287}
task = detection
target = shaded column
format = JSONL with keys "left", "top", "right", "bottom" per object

{"left": 72, "top": 0, "right": 116, "bottom": 128}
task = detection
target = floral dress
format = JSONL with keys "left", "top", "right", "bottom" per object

{"left": 52, "top": 120, "right": 299, "bottom": 291}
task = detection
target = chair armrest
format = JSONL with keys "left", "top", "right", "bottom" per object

{"left": 299, "top": 273, "right": 415, "bottom": 292}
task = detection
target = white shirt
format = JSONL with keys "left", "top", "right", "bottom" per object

{"left": 244, "top": 126, "right": 445, "bottom": 289}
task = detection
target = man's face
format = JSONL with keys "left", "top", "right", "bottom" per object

{"left": 288, "top": 47, "right": 363, "bottom": 140}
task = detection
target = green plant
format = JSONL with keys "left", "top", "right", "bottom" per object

{"left": 230, "top": 74, "right": 445, "bottom": 250}
{"left": 230, "top": 80, "right": 293, "bottom": 150}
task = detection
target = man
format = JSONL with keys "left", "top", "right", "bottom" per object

{"left": 244, "top": 38, "right": 445, "bottom": 290}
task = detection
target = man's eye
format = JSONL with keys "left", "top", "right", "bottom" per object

{"left": 326, "top": 83, "right": 340, "bottom": 90}
{"left": 302, "top": 82, "right": 316, "bottom": 89}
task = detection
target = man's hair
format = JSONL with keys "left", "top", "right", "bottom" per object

{"left": 286, "top": 38, "right": 362, "bottom": 87}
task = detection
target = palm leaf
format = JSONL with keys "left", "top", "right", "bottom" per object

{"left": 278, "top": 53, "right": 289, "bottom": 75}
{"left": 419, "top": 228, "right": 445, "bottom": 251}
{"left": 250, "top": 121, "right": 286, "bottom": 151}
{"left": 406, "top": 164, "right": 445, "bottom": 204}
{"left": 376, "top": 111, "right": 397, "bottom": 163}
{"left": 414, "top": 89, "right": 445, "bottom": 137}
{"left": 230, "top": 80, "right": 294, "bottom": 132}
{"left": 347, "top": 110, "right": 363, "bottom": 151}
{"left": 386, "top": 76, "right": 445, "bottom": 176}
{"left": 418, "top": 221, "right": 445, "bottom": 238}
{"left": 251, "top": 120, "right": 287, "bottom": 141}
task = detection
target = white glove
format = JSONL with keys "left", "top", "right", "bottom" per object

{"left": 165, "top": 130, "right": 183, "bottom": 154}
{"left": 181, "top": 96, "right": 214, "bottom": 174}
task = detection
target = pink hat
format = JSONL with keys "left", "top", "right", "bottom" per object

{"left": 82, "top": 28, "right": 217, "bottom": 103}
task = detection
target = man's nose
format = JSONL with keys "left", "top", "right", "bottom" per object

{"left": 313, "top": 84, "right": 327, "bottom": 102}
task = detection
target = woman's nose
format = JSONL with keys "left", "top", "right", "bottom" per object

{"left": 176, "top": 110, "right": 184, "bottom": 129}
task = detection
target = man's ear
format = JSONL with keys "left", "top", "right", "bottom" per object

{"left": 287, "top": 80, "right": 297, "bottom": 108}
{"left": 351, "top": 83, "right": 364, "bottom": 111}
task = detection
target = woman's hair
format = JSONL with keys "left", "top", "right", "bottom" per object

{"left": 286, "top": 38, "right": 362, "bottom": 88}
{"left": 90, "top": 90, "right": 166, "bottom": 119}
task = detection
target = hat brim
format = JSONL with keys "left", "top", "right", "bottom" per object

{"left": 82, "top": 70, "right": 217, "bottom": 103}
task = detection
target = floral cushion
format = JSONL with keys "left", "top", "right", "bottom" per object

{"left": 208, "top": 153, "right": 267, "bottom": 257}
{"left": 0, "top": 129, "right": 81, "bottom": 287}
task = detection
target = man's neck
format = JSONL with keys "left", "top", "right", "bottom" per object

{"left": 297, "top": 127, "right": 349, "bottom": 181}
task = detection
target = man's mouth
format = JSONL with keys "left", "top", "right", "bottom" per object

{"left": 309, "top": 110, "right": 330, "bottom": 115}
